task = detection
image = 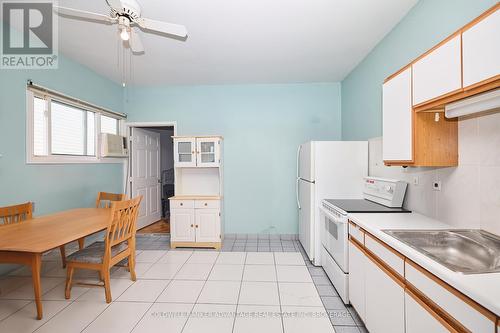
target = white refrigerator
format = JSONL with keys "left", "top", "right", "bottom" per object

{"left": 296, "top": 141, "right": 368, "bottom": 266}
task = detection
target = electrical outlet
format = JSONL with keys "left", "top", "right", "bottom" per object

{"left": 432, "top": 181, "right": 442, "bottom": 191}
{"left": 412, "top": 176, "right": 419, "bottom": 186}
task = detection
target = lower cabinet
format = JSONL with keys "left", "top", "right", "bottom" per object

{"left": 348, "top": 240, "right": 366, "bottom": 322}
{"left": 405, "top": 289, "right": 455, "bottom": 333}
{"left": 365, "top": 254, "right": 405, "bottom": 333}
{"left": 170, "top": 199, "right": 221, "bottom": 247}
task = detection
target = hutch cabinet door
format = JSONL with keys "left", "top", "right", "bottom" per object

{"left": 196, "top": 138, "right": 220, "bottom": 167}
{"left": 174, "top": 138, "right": 197, "bottom": 167}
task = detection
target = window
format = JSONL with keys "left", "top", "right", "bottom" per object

{"left": 27, "top": 87, "right": 125, "bottom": 164}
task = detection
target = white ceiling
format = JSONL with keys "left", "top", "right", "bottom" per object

{"left": 56, "top": 0, "right": 417, "bottom": 86}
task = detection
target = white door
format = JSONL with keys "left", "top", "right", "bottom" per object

{"left": 131, "top": 128, "right": 162, "bottom": 230}
{"left": 365, "top": 256, "right": 405, "bottom": 333}
{"left": 195, "top": 209, "right": 220, "bottom": 242}
{"left": 170, "top": 209, "right": 195, "bottom": 242}
{"left": 348, "top": 240, "right": 366, "bottom": 322}
{"left": 383, "top": 67, "right": 413, "bottom": 162}
{"left": 174, "top": 138, "right": 196, "bottom": 167}
{"left": 405, "top": 290, "right": 450, "bottom": 333}
{"left": 462, "top": 9, "right": 500, "bottom": 88}
{"left": 298, "top": 179, "right": 314, "bottom": 261}
{"left": 196, "top": 138, "right": 220, "bottom": 167}
{"left": 412, "top": 35, "right": 462, "bottom": 105}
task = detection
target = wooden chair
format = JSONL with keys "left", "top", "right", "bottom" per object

{"left": 60, "top": 192, "right": 126, "bottom": 268}
{"left": 0, "top": 202, "right": 66, "bottom": 280}
{"left": 64, "top": 196, "right": 142, "bottom": 303}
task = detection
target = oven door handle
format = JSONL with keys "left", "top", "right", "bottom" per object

{"left": 320, "top": 206, "right": 346, "bottom": 225}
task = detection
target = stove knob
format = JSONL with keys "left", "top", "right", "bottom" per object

{"left": 385, "top": 185, "right": 393, "bottom": 193}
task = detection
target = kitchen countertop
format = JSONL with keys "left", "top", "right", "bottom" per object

{"left": 348, "top": 212, "right": 500, "bottom": 316}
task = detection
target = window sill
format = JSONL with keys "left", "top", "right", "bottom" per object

{"left": 26, "top": 156, "right": 127, "bottom": 165}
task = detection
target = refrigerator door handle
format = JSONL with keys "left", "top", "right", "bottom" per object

{"left": 296, "top": 178, "right": 301, "bottom": 210}
{"left": 296, "top": 145, "right": 302, "bottom": 179}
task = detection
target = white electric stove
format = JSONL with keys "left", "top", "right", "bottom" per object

{"left": 319, "top": 177, "right": 409, "bottom": 304}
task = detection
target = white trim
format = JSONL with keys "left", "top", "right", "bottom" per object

{"left": 124, "top": 121, "right": 178, "bottom": 198}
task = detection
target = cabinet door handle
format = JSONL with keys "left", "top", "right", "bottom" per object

{"left": 180, "top": 203, "right": 183, "bottom": 206}
{"left": 190, "top": 224, "right": 194, "bottom": 228}
{"left": 195, "top": 225, "right": 199, "bottom": 228}
{"left": 204, "top": 203, "right": 208, "bottom": 206}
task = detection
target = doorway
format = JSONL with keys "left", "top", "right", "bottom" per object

{"left": 126, "top": 122, "right": 176, "bottom": 234}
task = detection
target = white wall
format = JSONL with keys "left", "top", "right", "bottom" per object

{"left": 369, "top": 110, "right": 500, "bottom": 236}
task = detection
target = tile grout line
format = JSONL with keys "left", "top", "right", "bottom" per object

{"left": 178, "top": 251, "right": 219, "bottom": 333}
{"left": 273, "top": 252, "right": 286, "bottom": 333}
{"left": 79, "top": 249, "right": 193, "bottom": 333}
{"left": 230, "top": 252, "right": 247, "bottom": 333}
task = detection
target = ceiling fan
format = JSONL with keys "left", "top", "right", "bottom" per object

{"left": 54, "top": 0, "right": 188, "bottom": 53}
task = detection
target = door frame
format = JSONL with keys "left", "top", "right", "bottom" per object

{"left": 124, "top": 121, "right": 177, "bottom": 199}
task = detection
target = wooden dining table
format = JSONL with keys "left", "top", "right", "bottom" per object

{"left": 0, "top": 208, "right": 110, "bottom": 320}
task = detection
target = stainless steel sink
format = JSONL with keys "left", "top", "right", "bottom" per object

{"left": 383, "top": 229, "right": 500, "bottom": 274}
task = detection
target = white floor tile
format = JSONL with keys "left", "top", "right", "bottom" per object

{"left": 82, "top": 302, "right": 151, "bottom": 333}
{"left": 117, "top": 279, "right": 170, "bottom": 302}
{"left": 186, "top": 252, "right": 219, "bottom": 264}
{"left": 274, "top": 253, "right": 305, "bottom": 266}
{"left": 175, "top": 264, "right": 213, "bottom": 280}
{"left": 234, "top": 305, "right": 282, "bottom": 333}
{"left": 0, "top": 277, "right": 32, "bottom": 295}
{"left": 0, "top": 278, "right": 63, "bottom": 300}
{"left": 282, "top": 306, "right": 335, "bottom": 333}
{"left": 75, "top": 279, "right": 133, "bottom": 303}
{"left": 156, "top": 280, "right": 205, "bottom": 303}
{"left": 242, "top": 265, "right": 276, "bottom": 282}
{"left": 276, "top": 266, "right": 312, "bottom": 282}
{"left": 208, "top": 265, "right": 244, "bottom": 281}
{"left": 238, "top": 282, "right": 280, "bottom": 305}
{"left": 141, "top": 263, "right": 182, "bottom": 280}
{"left": 216, "top": 252, "right": 246, "bottom": 265}
{"left": 279, "top": 283, "right": 322, "bottom": 306}
{"left": 35, "top": 301, "right": 109, "bottom": 333}
{"left": 42, "top": 281, "right": 89, "bottom": 301}
{"left": 0, "top": 300, "right": 70, "bottom": 332}
{"left": 111, "top": 262, "right": 153, "bottom": 279}
{"left": 132, "top": 303, "right": 193, "bottom": 333}
{"left": 197, "top": 281, "right": 240, "bottom": 304}
{"left": 245, "top": 253, "right": 274, "bottom": 265}
{"left": 0, "top": 300, "right": 30, "bottom": 321}
{"left": 157, "top": 251, "right": 192, "bottom": 264}
{"left": 183, "top": 303, "right": 236, "bottom": 333}
{"left": 135, "top": 250, "right": 168, "bottom": 263}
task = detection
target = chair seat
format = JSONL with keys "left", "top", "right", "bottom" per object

{"left": 67, "top": 241, "right": 128, "bottom": 264}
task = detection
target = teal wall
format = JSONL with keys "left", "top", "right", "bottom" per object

{"left": 341, "top": 0, "right": 497, "bottom": 140}
{"left": 125, "top": 83, "right": 342, "bottom": 234}
{"left": 0, "top": 56, "right": 124, "bottom": 214}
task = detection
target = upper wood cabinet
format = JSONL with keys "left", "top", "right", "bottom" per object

{"left": 462, "top": 9, "right": 500, "bottom": 89}
{"left": 412, "top": 35, "right": 462, "bottom": 106}
{"left": 383, "top": 67, "right": 413, "bottom": 162}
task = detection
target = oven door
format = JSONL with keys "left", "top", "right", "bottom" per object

{"left": 320, "top": 205, "right": 349, "bottom": 272}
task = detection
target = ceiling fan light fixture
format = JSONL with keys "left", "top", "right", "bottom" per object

{"left": 120, "top": 27, "right": 130, "bottom": 41}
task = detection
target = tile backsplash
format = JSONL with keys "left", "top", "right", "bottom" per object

{"left": 369, "top": 110, "right": 500, "bottom": 236}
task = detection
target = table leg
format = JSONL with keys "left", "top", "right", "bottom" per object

{"left": 31, "top": 253, "right": 43, "bottom": 320}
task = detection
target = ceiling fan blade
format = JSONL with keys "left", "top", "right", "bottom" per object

{"left": 137, "top": 18, "right": 187, "bottom": 38}
{"left": 129, "top": 28, "right": 144, "bottom": 53}
{"left": 106, "top": 0, "right": 123, "bottom": 12}
{"left": 54, "top": 6, "right": 116, "bottom": 23}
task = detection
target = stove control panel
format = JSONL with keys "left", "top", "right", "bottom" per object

{"left": 363, "top": 177, "right": 407, "bottom": 208}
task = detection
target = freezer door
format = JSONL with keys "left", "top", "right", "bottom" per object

{"left": 298, "top": 142, "right": 314, "bottom": 182}
{"left": 298, "top": 179, "right": 314, "bottom": 261}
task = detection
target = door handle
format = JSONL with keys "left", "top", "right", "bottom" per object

{"left": 296, "top": 178, "right": 301, "bottom": 210}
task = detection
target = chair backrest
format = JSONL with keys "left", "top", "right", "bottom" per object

{"left": 96, "top": 192, "right": 126, "bottom": 208}
{"left": 104, "top": 196, "right": 142, "bottom": 251}
{"left": 0, "top": 202, "right": 33, "bottom": 225}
